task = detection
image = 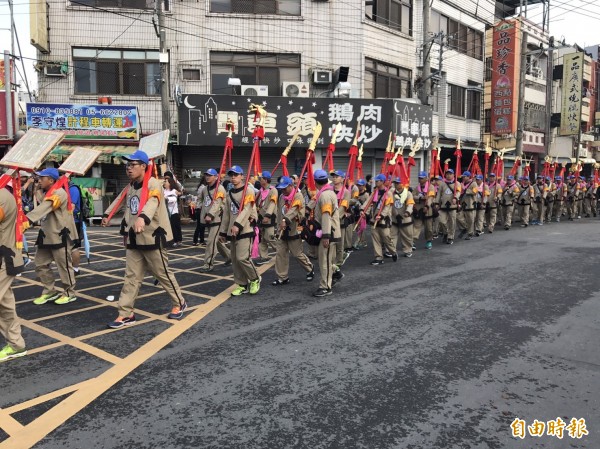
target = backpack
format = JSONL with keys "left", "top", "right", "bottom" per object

{"left": 72, "top": 185, "right": 94, "bottom": 220}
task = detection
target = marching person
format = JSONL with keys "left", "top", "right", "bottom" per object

{"left": 192, "top": 175, "right": 207, "bottom": 246}
{"left": 68, "top": 180, "right": 84, "bottom": 276}
{"left": 485, "top": 172, "right": 502, "bottom": 233}
{"left": 271, "top": 176, "right": 314, "bottom": 286}
{"left": 531, "top": 175, "right": 548, "bottom": 225}
{"left": 163, "top": 177, "right": 183, "bottom": 247}
{"left": 566, "top": 175, "right": 579, "bottom": 221}
{"left": 201, "top": 168, "right": 231, "bottom": 272}
{"left": 576, "top": 176, "right": 585, "bottom": 219}
{"left": 310, "top": 169, "right": 341, "bottom": 297}
{"left": 431, "top": 175, "right": 443, "bottom": 239}
{"left": 516, "top": 176, "right": 534, "bottom": 227}
{"left": 473, "top": 174, "right": 489, "bottom": 236}
{"left": 412, "top": 171, "right": 435, "bottom": 250}
{"left": 434, "top": 169, "right": 461, "bottom": 244}
{"left": 331, "top": 170, "right": 351, "bottom": 269}
{"left": 362, "top": 174, "right": 397, "bottom": 264}
{"left": 584, "top": 176, "right": 597, "bottom": 217}
{"left": 351, "top": 178, "right": 369, "bottom": 250}
{"left": 501, "top": 175, "right": 519, "bottom": 230}
{"left": 553, "top": 175, "right": 567, "bottom": 222}
{"left": 0, "top": 180, "right": 27, "bottom": 362}
{"left": 102, "top": 150, "right": 187, "bottom": 328}
{"left": 457, "top": 171, "right": 477, "bottom": 240}
{"left": 390, "top": 177, "right": 415, "bottom": 257}
{"left": 255, "top": 171, "right": 278, "bottom": 265}
{"left": 219, "top": 166, "right": 261, "bottom": 296}
{"left": 544, "top": 176, "right": 556, "bottom": 223}
{"left": 27, "top": 168, "right": 78, "bottom": 305}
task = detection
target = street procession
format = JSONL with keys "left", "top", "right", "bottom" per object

{"left": 1, "top": 100, "right": 599, "bottom": 365}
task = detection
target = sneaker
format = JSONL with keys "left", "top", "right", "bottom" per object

{"left": 447, "top": 239, "right": 454, "bottom": 245}
{"left": 465, "top": 234, "right": 472, "bottom": 240}
{"left": 254, "top": 257, "right": 270, "bottom": 266}
{"left": 23, "top": 258, "right": 32, "bottom": 268}
{"left": 520, "top": 223, "right": 528, "bottom": 228}
{"left": 192, "top": 242, "right": 200, "bottom": 247}
{"left": 458, "top": 229, "right": 467, "bottom": 239}
{"left": 73, "top": 268, "right": 80, "bottom": 276}
{"left": 504, "top": 225, "right": 510, "bottom": 230}
{"left": 107, "top": 314, "right": 136, "bottom": 329}
{"left": 167, "top": 302, "right": 188, "bottom": 319}
{"left": 384, "top": 252, "right": 394, "bottom": 258}
{"left": 342, "top": 251, "right": 350, "bottom": 265}
{"left": 475, "top": 231, "right": 482, "bottom": 237}
{"left": 404, "top": 252, "right": 413, "bottom": 258}
{"left": 370, "top": 259, "right": 384, "bottom": 266}
{"left": 313, "top": 288, "right": 332, "bottom": 297}
{"left": 411, "top": 244, "right": 417, "bottom": 251}
{"left": 33, "top": 292, "right": 60, "bottom": 305}
{"left": 332, "top": 270, "right": 344, "bottom": 282}
{"left": 306, "top": 269, "right": 315, "bottom": 281}
{"left": 344, "top": 247, "right": 354, "bottom": 253}
{"left": 442, "top": 234, "right": 448, "bottom": 243}
{"left": 433, "top": 234, "right": 439, "bottom": 240}
{"left": 0, "top": 345, "right": 27, "bottom": 362}
{"left": 199, "top": 265, "right": 214, "bottom": 273}
{"left": 223, "top": 259, "right": 233, "bottom": 267}
{"left": 248, "top": 277, "right": 261, "bottom": 295}
{"left": 231, "top": 285, "right": 248, "bottom": 296}
{"left": 392, "top": 253, "right": 398, "bottom": 262}
{"left": 488, "top": 229, "right": 494, "bottom": 233}
{"left": 425, "top": 241, "right": 432, "bottom": 250}
{"left": 54, "top": 295, "right": 77, "bottom": 305}
{"left": 272, "top": 278, "right": 290, "bottom": 286}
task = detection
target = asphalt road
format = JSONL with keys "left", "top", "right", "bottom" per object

{"left": 3, "top": 219, "right": 600, "bottom": 448}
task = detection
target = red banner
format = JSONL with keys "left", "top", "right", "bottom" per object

{"left": 491, "top": 19, "right": 520, "bottom": 135}
{"left": 0, "top": 91, "right": 18, "bottom": 137}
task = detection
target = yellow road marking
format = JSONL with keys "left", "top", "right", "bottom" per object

{"left": 0, "top": 412, "right": 23, "bottom": 436}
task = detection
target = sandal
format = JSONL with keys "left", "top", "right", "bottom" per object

{"left": 271, "top": 279, "right": 290, "bottom": 286}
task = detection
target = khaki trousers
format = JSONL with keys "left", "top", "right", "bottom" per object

{"left": 566, "top": 200, "right": 576, "bottom": 218}
{"left": 118, "top": 248, "right": 184, "bottom": 317}
{"left": 438, "top": 209, "right": 457, "bottom": 239}
{"left": 391, "top": 224, "right": 413, "bottom": 254}
{"left": 231, "top": 236, "right": 260, "bottom": 286}
{"left": 35, "top": 246, "right": 75, "bottom": 297}
{"left": 371, "top": 226, "right": 395, "bottom": 260}
{"left": 204, "top": 224, "right": 231, "bottom": 268}
{"left": 486, "top": 207, "right": 498, "bottom": 231}
{"left": 532, "top": 201, "right": 544, "bottom": 222}
{"left": 584, "top": 198, "right": 593, "bottom": 216}
{"left": 412, "top": 211, "right": 433, "bottom": 242}
{"left": 343, "top": 224, "right": 353, "bottom": 250}
{"left": 259, "top": 226, "right": 276, "bottom": 259}
{"left": 502, "top": 204, "right": 514, "bottom": 227}
{"left": 517, "top": 204, "right": 531, "bottom": 224}
{"left": 275, "top": 238, "right": 313, "bottom": 281}
{"left": 318, "top": 241, "right": 336, "bottom": 290}
{"left": 553, "top": 200, "right": 564, "bottom": 219}
{"left": 475, "top": 208, "right": 485, "bottom": 233}
{"left": 544, "top": 201, "right": 554, "bottom": 222}
{"left": 457, "top": 209, "right": 476, "bottom": 235}
{"left": 0, "top": 268, "right": 25, "bottom": 351}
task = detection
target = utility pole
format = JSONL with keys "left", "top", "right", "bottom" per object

{"left": 544, "top": 38, "right": 554, "bottom": 156}
{"left": 157, "top": 0, "right": 170, "bottom": 132}
{"left": 419, "top": 0, "right": 431, "bottom": 106}
{"left": 4, "top": 50, "right": 14, "bottom": 141}
{"left": 515, "top": 14, "right": 528, "bottom": 174}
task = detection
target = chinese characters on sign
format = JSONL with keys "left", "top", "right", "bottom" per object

{"left": 491, "top": 19, "right": 520, "bottom": 135}
{"left": 511, "top": 417, "right": 588, "bottom": 439}
{"left": 26, "top": 103, "right": 140, "bottom": 140}
{"left": 393, "top": 100, "right": 433, "bottom": 151}
{"left": 560, "top": 53, "right": 584, "bottom": 136}
{"left": 178, "top": 95, "right": 423, "bottom": 149}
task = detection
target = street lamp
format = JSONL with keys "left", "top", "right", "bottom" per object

{"left": 334, "top": 81, "right": 352, "bottom": 98}
{"left": 228, "top": 77, "right": 241, "bottom": 95}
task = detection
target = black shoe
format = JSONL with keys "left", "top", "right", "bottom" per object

{"left": 520, "top": 223, "right": 528, "bottom": 227}
{"left": 332, "top": 270, "right": 344, "bottom": 281}
{"left": 254, "top": 257, "right": 271, "bottom": 266}
{"left": 306, "top": 269, "right": 315, "bottom": 281}
{"left": 465, "top": 234, "right": 472, "bottom": 240}
{"left": 504, "top": 225, "right": 510, "bottom": 230}
{"left": 223, "top": 259, "right": 232, "bottom": 267}
{"left": 447, "top": 239, "right": 454, "bottom": 245}
{"left": 313, "top": 288, "right": 332, "bottom": 297}
{"left": 403, "top": 252, "right": 412, "bottom": 258}
{"left": 370, "top": 259, "right": 384, "bottom": 266}
{"left": 384, "top": 252, "right": 393, "bottom": 258}
{"left": 271, "top": 278, "right": 290, "bottom": 286}
{"left": 392, "top": 253, "right": 398, "bottom": 262}
{"left": 344, "top": 248, "right": 354, "bottom": 253}
{"left": 474, "top": 231, "right": 482, "bottom": 237}
{"left": 442, "top": 234, "right": 448, "bottom": 243}
{"left": 488, "top": 229, "right": 493, "bottom": 234}
{"left": 458, "top": 229, "right": 467, "bottom": 239}
{"left": 74, "top": 269, "right": 80, "bottom": 276}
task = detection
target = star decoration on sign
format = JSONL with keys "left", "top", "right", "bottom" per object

{"left": 247, "top": 98, "right": 252, "bottom": 102}
{"left": 232, "top": 101, "right": 236, "bottom": 105}
{"left": 320, "top": 111, "right": 324, "bottom": 115}
{"left": 277, "top": 105, "right": 281, "bottom": 110}
{"left": 288, "top": 100, "right": 294, "bottom": 105}
{"left": 262, "top": 101, "right": 267, "bottom": 106}
{"left": 312, "top": 102, "right": 317, "bottom": 107}
{"left": 299, "top": 106, "right": 303, "bottom": 110}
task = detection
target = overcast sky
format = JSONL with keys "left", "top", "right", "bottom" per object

{"left": 0, "top": 0, "right": 599, "bottom": 95}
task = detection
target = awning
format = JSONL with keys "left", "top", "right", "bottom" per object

{"left": 50, "top": 144, "right": 137, "bottom": 163}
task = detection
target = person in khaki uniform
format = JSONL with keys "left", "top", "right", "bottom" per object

{"left": 102, "top": 151, "right": 187, "bottom": 328}
{"left": 473, "top": 174, "right": 489, "bottom": 236}
{"left": 27, "top": 168, "right": 78, "bottom": 305}
{"left": 516, "top": 176, "right": 534, "bottom": 227}
{"left": 544, "top": 176, "right": 556, "bottom": 223}
{"left": 362, "top": 174, "right": 397, "bottom": 265}
{"left": 575, "top": 176, "right": 585, "bottom": 218}
{"left": 457, "top": 171, "right": 478, "bottom": 240}
{"left": 553, "top": 176, "right": 567, "bottom": 221}
{"left": 199, "top": 168, "right": 231, "bottom": 272}
{"left": 390, "top": 178, "right": 415, "bottom": 257}
{"left": 412, "top": 171, "right": 435, "bottom": 250}
{"left": 485, "top": 173, "right": 502, "bottom": 233}
{"left": 565, "top": 175, "right": 579, "bottom": 220}
{"left": 271, "top": 176, "right": 314, "bottom": 286}
{"left": 531, "top": 175, "right": 548, "bottom": 225}
{"left": 255, "top": 171, "right": 278, "bottom": 265}
{"left": 331, "top": 170, "right": 351, "bottom": 271}
{"left": 345, "top": 183, "right": 359, "bottom": 251}
{"left": 434, "top": 169, "right": 462, "bottom": 244}
{"left": 584, "top": 177, "right": 597, "bottom": 217}
{"left": 311, "top": 170, "right": 341, "bottom": 297}
{"left": 219, "top": 165, "right": 261, "bottom": 296}
{"left": 501, "top": 175, "right": 519, "bottom": 230}
{"left": 351, "top": 179, "right": 369, "bottom": 250}
{"left": 0, "top": 182, "right": 27, "bottom": 362}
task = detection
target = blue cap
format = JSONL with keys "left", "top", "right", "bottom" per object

{"left": 260, "top": 171, "right": 272, "bottom": 179}
{"left": 475, "top": 174, "right": 483, "bottom": 180}
{"left": 520, "top": 176, "right": 529, "bottom": 181}
{"left": 374, "top": 174, "right": 386, "bottom": 182}
{"left": 580, "top": 176, "right": 586, "bottom": 180}
{"left": 330, "top": 169, "right": 346, "bottom": 178}
{"left": 507, "top": 175, "right": 514, "bottom": 180}
{"left": 545, "top": 176, "right": 551, "bottom": 181}
{"left": 276, "top": 176, "right": 293, "bottom": 189}
{"left": 488, "top": 172, "right": 497, "bottom": 177}
{"left": 205, "top": 168, "right": 218, "bottom": 177}
{"left": 435, "top": 175, "right": 443, "bottom": 180}
{"left": 462, "top": 170, "right": 472, "bottom": 177}
{"left": 555, "top": 175, "right": 562, "bottom": 180}
{"left": 122, "top": 150, "right": 149, "bottom": 165}
{"left": 314, "top": 169, "right": 328, "bottom": 181}
{"left": 392, "top": 177, "right": 402, "bottom": 183}
{"left": 356, "top": 179, "right": 366, "bottom": 186}
{"left": 568, "top": 175, "right": 575, "bottom": 179}
{"left": 418, "top": 171, "right": 428, "bottom": 178}
{"left": 227, "top": 165, "right": 244, "bottom": 175}
{"left": 445, "top": 168, "right": 454, "bottom": 174}
{"left": 35, "top": 167, "right": 60, "bottom": 180}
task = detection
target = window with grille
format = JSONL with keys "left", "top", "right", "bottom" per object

{"left": 448, "top": 84, "right": 465, "bottom": 117}
{"left": 432, "top": 11, "right": 483, "bottom": 60}
{"left": 73, "top": 48, "right": 161, "bottom": 96}
{"left": 365, "top": 0, "right": 412, "bottom": 36}
{"left": 70, "top": 0, "right": 168, "bottom": 10}
{"left": 210, "top": 52, "right": 301, "bottom": 96}
{"left": 466, "top": 89, "right": 481, "bottom": 120}
{"left": 210, "top": 0, "right": 300, "bottom": 15}
{"left": 364, "top": 57, "right": 411, "bottom": 99}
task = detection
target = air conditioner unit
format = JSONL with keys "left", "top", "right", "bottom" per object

{"left": 44, "top": 64, "right": 66, "bottom": 77}
{"left": 241, "top": 85, "right": 269, "bottom": 96}
{"left": 282, "top": 81, "right": 310, "bottom": 98}
{"left": 312, "top": 70, "right": 333, "bottom": 85}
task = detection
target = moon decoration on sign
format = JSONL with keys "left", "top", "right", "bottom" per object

{"left": 184, "top": 96, "right": 196, "bottom": 109}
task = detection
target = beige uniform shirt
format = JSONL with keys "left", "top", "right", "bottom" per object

{"left": 487, "top": 181, "right": 503, "bottom": 208}
{"left": 27, "top": 187, "right": 78, "bottom": 249}
{"left": 435, "top": 180, "right": 462, "bottom": 210}
{"left": 364, "top": 188, "right": 394, "bottom": 227}
{"left": 203, "top": 183, "right": 227, "bottom": 225}
{"left": 334, "top": 187, "right": 352, "bottom": 228}
{"left": 220, "top": 186, "right": 258, "bottom": 239}
{"left": 257, "top": 186, "right": 278, "bottom": 227}
{"left": 0, "top": 188, "right": 24, "bottom": 276}
{"left": 314, "top": 188, "right": 341, "bottom": 241}
{"left": 391, "top": 188, "right": 415, "bottom": 226}
{"left": 501, "top": 182, "right": 520, "bottom": 206}
{"left": 460, "top": 179, "right": 479, "bottom": 210}
{"left": 104, "top": 177, "right": 173, "bottom": 250}
{"left": 277, "top": 190, "right": 305, "bottom": 240}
